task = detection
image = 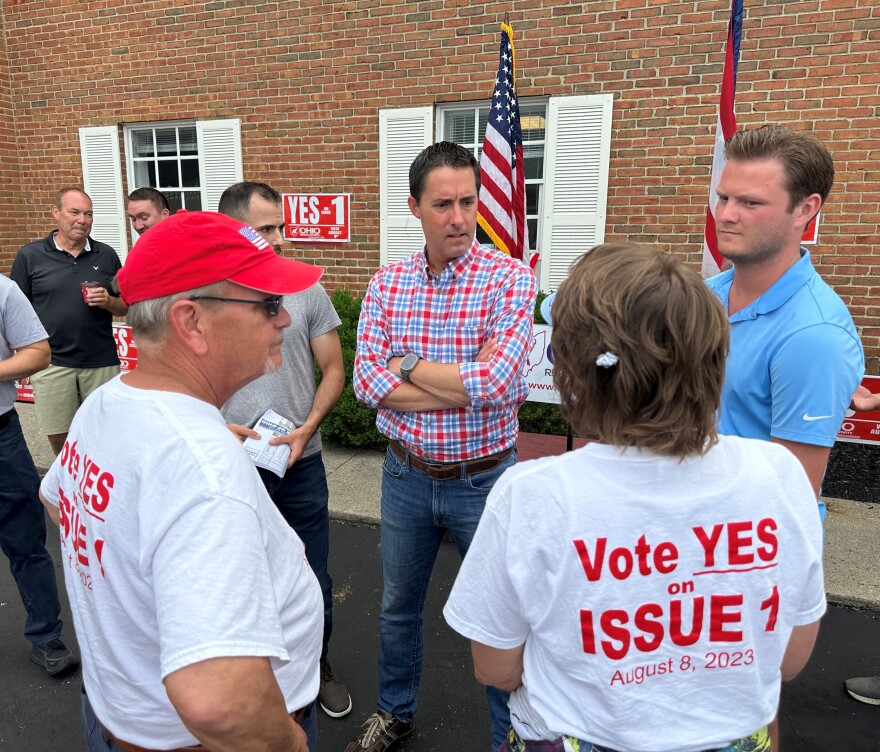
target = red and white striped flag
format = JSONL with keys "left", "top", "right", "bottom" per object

{"left": 702, "top": 0, "right": 744, "bottom": 279}
{"left": 478, "top": 22, "right": 530, "bottom": 265}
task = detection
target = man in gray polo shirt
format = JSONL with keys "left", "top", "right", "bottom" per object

{"left": 0, "top": 274, "right": 78, "bottom": 675}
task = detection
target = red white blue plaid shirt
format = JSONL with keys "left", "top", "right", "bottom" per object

{"left": 354, "top": 241, "right": 537, "bottom": 462}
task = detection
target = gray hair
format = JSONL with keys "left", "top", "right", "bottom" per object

{"left": 127, "top": 281, "right": 227, "bottom": 343}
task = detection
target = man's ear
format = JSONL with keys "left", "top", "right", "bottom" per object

{"left": 796, "top": 193, "right": 823, "bottom": 232}
{"left": 167, "top": 300, "right": 211, "bottom": 357}
{"left": 408, "top": 195, "right": 421, "bottom": 220}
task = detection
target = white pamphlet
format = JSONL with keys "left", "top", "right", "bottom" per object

{"left": 242, "top": 409, "right": 293, "bottom": 478}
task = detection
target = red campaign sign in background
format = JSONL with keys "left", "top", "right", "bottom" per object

{"left": 16, "top": 324, "right": 138, "bottom": 403}
{"left": 836, "top": 375, "right": 880, "bottom": 445}
{"left": 801, "top": 213, "right": 820, "bottom": 245}
{"left": 282, "top": 193, "right": 351, "bottom": 243}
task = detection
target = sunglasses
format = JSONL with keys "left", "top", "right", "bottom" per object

{"left": 189, "top": 295, "right": 284, "bottom": 316}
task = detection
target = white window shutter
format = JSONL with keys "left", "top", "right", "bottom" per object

{"left": 539, "top": 94, "right": 613, "bottom": 291}
{"left": 79, "top": 126, "right": 128, "bottom": 261}
{"left": 197, "top": 119, "right": 243, "bottom": 211}
{"left": 379, "top": 107, "right": 432, "bottom": 266}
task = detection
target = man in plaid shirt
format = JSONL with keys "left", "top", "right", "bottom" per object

{"left": 348, "top": 142, "right": 536, "bottom": 752}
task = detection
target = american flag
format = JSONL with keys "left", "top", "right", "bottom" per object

{"left": 478, "top": 22, "right": 529, "bottom": 263}
{"left": 702, "top": 0, "right": 744, "bottom": 278}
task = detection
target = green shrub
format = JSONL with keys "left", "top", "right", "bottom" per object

{"left": 321, "top": 288, "right": 571, "bottom": 448}
{"left": 320, "top": 290, "right": 387, "bottom": 450}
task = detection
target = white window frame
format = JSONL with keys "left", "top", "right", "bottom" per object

{"left": 80, "top": 119, "right": 243, "bottom": 255}
{"left": 437, "top": 98, "right": 549, "bottom": 257}
{"left": 378, "top": 107, "right": 433, "bottom": 266}
{"left": 380, "top": 94, "right": 613, "bottom": 291}
{"left": 124, "top": 120, "right": 204, "bottom": 213}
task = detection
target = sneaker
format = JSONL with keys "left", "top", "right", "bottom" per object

{"left": 318, "top": 659, "right": 352, "bottom": 717}
{"left": 844, "top": 675, "right": 880, "bottom": 705}
{"left": 344, "top": 709, "right": 414, "bottom": 751}
{"left": 30, "top": 638, "right": 80, "bottom": 676}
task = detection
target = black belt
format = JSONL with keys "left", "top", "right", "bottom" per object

{"left": 388, "top": 439, "right": 514, "bottom": 481}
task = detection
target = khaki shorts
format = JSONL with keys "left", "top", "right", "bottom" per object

{"left": 29, "top": 363, "right": 119, "bottom": 435}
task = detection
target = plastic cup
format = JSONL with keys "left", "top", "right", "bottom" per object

{"left": 81, "top": 281, "right": 100, "bottom": 303}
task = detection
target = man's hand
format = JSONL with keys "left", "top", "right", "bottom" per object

{"left": 269, "top": 425, "right": 312, "bottom": 468}
{"left": 850, "top": 385, "right": 880, "bottom": 413}
{"left": 86, "top": 286, "right": 128, "bottom": 315}
{"left": 476, "top": 338, "right": 498, "bottom": 363}
{"left": 85, "top": 286, "right": 112, "bottom": 308}
{"left": 227, "top": 423, "right": 260, "bottom": 442}
{"left": 386, "top": 355, "right": 404, "bottom": 377}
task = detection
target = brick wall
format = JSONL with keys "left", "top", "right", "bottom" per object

{"left": 1, "top": 0, "right": 878, "bottom": 369}
{"left": 0, "top": 11, "right": 25, "bottom": 260}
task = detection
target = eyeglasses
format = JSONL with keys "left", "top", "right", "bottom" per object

{"left": 189, "top": 295, "right": 284, "bottom": 316}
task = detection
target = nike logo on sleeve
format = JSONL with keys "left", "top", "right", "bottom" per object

{"left": 803, "top": 412, "right": 833, "bottom": 421}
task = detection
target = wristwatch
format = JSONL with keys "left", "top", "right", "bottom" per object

{"left": 399, "top": 353, "right": 421, "bottom": 382}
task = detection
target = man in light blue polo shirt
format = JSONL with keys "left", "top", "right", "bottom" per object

{"left": 706, "top": 125, "right": 864, "bottom": 499}
{"left": 707, "top": 123, "right": 865, "bottom": 752}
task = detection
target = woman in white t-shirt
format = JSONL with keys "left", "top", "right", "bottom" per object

{"left": 444, "top": 242, "right": 824, "bottom": 752}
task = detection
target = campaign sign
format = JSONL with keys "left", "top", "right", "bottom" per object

{"left": 283, "top": 193, "right": 351, "bottom": 243}
{"left": 525, "top": 324, "right": 560, "bottom": 404}
{"left": 836, "top": 375, "right": 880, "bottom": 445}
{"left": 16, "top": 323, "right": 138, "bottom": 403}
{"left": 802, "top": 213, "right": 819, "bottom": 245}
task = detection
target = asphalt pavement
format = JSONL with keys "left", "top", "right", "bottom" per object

{"left": 4, "top": 402, "right": 880, "bottom": 750}
{"left": 1, "top": 521, "right": 879, "bottom": 751}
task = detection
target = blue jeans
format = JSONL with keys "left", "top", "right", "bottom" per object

{"left": 377, "top": 445, "right": 515, "bottom": 750}
{"left": 81, "top": 687, "right": 318, "bottom": 751}
{"left": 259, "top": 451, "right": 333, "bottom": 660}
{"left": 0, "top": 409, "right": 62, "bottom": 646}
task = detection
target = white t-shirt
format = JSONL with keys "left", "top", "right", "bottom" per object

{"left": 41, "top": 376, "right": 323, "bottom": 749}
{"left": 444, "top": 436, "right": 825, "bottom": 752}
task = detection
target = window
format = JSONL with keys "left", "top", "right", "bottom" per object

{"left": 379, "top": 95, "right": 613, "bottom": 291}
{"left": 440, "top": 101, "right": 547, "bottom": 253}
{"left": 126, "top": 123, "right": 202, "bottom": 211}
{"left": 80, "top": 119, "right": 243, "bottom": 256}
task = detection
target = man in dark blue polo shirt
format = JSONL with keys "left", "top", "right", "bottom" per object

{"left": 11, "top": 188, "right": 127, "bottom": 455}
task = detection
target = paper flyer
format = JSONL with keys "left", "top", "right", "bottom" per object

{"left": 242, "top": 409, "right": 293, "bottom": 478}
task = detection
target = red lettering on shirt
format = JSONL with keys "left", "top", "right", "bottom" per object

{"left": 709, "top": 593, "right": 744, "bottom": 641}
{"left": 760, "top": 585, "right": 780, "bottom": 632}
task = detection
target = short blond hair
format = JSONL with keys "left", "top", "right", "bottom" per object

{"left": 551, "top": 242, "right": 729, "bottom": 459}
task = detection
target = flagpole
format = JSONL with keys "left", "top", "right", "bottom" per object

{"left": 701, "top": 0, "right": 744, "bottom": 279}
{"left": 477, "top": 21, "right": 528, "bottom": 263}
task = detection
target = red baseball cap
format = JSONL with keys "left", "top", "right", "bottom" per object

{"left": 117, "top": 210, "right": 323, "bottom": 305}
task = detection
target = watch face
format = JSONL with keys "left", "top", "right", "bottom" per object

{"left": 401, "top": 354, "right": 418, "bottom": 371}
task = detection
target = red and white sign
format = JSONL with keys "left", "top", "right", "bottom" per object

{"left": 16, "top": 323, "right": 138, "bottom": 403}
{"left": 801, "top": 213, "right": 820, "bottom": 245}
{"left": 836, "top": 376, "right": 880, "bottom": 445}
{"left": 283, "top": 193, "right": 351, "bottom": 243}
{"left": 525, "top": 324, "right": 560, "bottom": 404}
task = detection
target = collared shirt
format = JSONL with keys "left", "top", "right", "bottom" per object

{"left": 10, "top": 232, "right": 121, "bottom": 368}
{"left": 354, "top": 241, "right": 537, "bottom": 462}
{"left": 706, "top": 249, "right": 864, "bottom": 447}
{"left": 53, "top": 234, "right": 92, "bottom": 254}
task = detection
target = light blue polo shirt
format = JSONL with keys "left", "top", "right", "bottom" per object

{"left": 706, "top": 249, "right": 864, "bottom": 447}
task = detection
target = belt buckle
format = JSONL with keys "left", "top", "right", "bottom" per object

{"left": 425, "top": 461, "right": 456, "bottom": 480}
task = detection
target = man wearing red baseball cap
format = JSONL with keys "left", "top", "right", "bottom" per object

{"left": 39, "top": 211, "right": 325, "bottom": 752}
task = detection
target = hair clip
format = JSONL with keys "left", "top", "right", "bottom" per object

{"left": 596, "top": 352, "right": 619, "bottom": 368}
